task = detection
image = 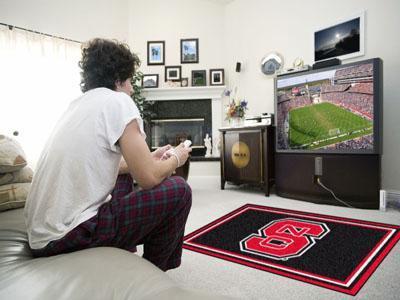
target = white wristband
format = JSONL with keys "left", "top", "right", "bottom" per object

{"left": 170, "top": 151, "right": 180, "bottom": 168}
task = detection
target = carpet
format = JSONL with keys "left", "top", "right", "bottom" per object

{"left": 183, "top": 204, "right": 400, "bottom": 296}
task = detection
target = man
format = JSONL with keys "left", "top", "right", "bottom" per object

{"left": 24, "top": 38, "right": 192, "bottom": 271}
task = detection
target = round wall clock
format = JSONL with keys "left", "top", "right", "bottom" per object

{"left": 260, "top": 52, "right": 284, "bottom": 76}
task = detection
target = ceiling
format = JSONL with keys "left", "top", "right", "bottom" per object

{"left": 200, "top": 0, "right": 235, "bottom": 5}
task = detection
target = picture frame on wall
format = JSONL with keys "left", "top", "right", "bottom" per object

{"left": 142, "top": 74, "right": 159, "bottom": 88}
{"left": 181, "top": 38, "right": 199, "bottom": 63}
{"left": 210, "top": 69, "right": 224, "bottom": 86}
{"left": 147, "top": 41, "right": 165, "bottom": 65}
{"left": 314, "top": 11, "right": 365, "bottom": 62}
{"left": 165, "top": 65, "right": 182, "bottom": 81}
{"left": 191, "top": 70, "right": 206, "bottom": 86}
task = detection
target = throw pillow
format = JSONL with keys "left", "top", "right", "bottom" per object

{"left": 0, "top": 182, "right": 30, "bottom": 212}
{"left": 0, "top": 135, "right": 27, "bottom": 173}
{"left": 0, "top": 167, "right": 34, "bottom": 186}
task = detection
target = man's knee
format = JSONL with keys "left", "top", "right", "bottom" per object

{"left": 169, "top": 176, "right": 192, "bottom": 209}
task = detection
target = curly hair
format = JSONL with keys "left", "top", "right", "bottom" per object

{"left": 79, "top": 38, "right": 140, "bottom": 92}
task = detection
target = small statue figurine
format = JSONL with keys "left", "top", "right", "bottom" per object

{"left": 204, "top": 133, "right": 212, "bottom": 157}
{"left": 213, "top": 135, "right": 220, "bottom": 157}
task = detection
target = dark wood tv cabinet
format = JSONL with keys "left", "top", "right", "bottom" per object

{"left": 219, "top": 125, "right": 274, "bottom": 196}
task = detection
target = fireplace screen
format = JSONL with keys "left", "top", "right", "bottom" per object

{"left": 151, "top": 118, "right": 205, "bottom": 149}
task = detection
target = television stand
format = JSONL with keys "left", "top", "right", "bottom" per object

{"left": 275, "top": 153, "right": 381, "bottom": 209}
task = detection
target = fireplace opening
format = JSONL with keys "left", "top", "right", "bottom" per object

{"left": 147, "top": 99, "right": 211, "bottom": 157}
{"left": 151, "top": 118, "right": 206, "bottom": 156}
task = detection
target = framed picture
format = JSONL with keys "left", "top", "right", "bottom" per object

{"left": 181, "top": 77, "right": 189, "bottom": 87}
{"left": 191, "top": 70, "right": 206, "bottom": 86}
{"left": 165, "top": 65, "right": 182, "bottom": 81}
{"left": 314, "top": 11, "right": 365, "bottom": 62}
{"left": 210, "top": 69, "right": 224, "bottom": 86}
{"left": 147, "top": 41, "right": 165, "bottom": 65}
{"left": 142, "top": 74, "right": 159, "bottom": 88}
{"left": 181, "top": 38, "right": 199, "bottom": 63}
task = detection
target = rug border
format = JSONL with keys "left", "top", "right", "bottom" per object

{"left": 183, "top": 204, "right": 400, "bottom": 296}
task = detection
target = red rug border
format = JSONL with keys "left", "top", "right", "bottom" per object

{"left": 184, "top": 204, "right": 400, "bottom": 242}
{"left": 183, "top": 204, "right": 400, "bottom": 296}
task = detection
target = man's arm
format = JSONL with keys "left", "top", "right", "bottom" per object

{"left": 119, "top": 144, "right": 173, "bottom": 174}
{"left": 119, "top": 120, "right": 189, "bottom": 189}
{"left": 118, "top": 157, "right": 129, "bottom": 174}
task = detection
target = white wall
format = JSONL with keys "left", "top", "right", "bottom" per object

{"left": 224, "top": 0, "right": 400, "bottom": 190}
{"left": 0, "top": 0, "right": 130, "bottom": 42}
{"left": 1, "top": 0, "right": 399, "bottom": 189}
{"left": 127, "top": 0, "right": 226, "bottom": 86}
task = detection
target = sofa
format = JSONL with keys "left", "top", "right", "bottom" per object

{"left": 0, "top": 136, "right": 233, "bottom": 299}
{"left": 0, "top": 208, "right": 234, "bottom": 299}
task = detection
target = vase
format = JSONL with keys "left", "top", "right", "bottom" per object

{"left": 230, "top": 117, "right": 244, "bottom": 127}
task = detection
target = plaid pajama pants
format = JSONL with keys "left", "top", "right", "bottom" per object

{"left": 31, "top": 175, "right": 192, "bottom": 271}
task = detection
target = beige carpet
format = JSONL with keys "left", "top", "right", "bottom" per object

{"left": 162, "top": 175, "right": 400, "bottom": 300}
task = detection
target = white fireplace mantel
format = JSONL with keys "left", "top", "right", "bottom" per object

{"left": 143, "top": 86, "right": 226, "bottom": 157}
{"left": 142, "top": 86, "right": 226, "bottom": 101}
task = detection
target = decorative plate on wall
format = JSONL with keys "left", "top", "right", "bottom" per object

{"left": 260, "top": 52, "right": 284, "bottom": 76}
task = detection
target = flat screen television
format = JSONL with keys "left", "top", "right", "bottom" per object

{"left": 275, "top": 58, "right": 382, "bottom": 154}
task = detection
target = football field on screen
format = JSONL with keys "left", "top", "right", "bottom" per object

{"left": 289, "top": 102, "right": 373, "bottom": 149}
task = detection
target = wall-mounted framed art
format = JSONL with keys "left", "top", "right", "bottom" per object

{"left": 210, "top": 69, "right": 224, "bottom": 86}
{"left": 147, "top": 41, "right": 165, "bottom": 65}
{"left": 191, "top": 70, "right": 206, "bottom": 86}
{"left": 165, "top": 65, "right": 182, "bottom": 81}
{"left": 314, "top": 11, "right": 365, "bottom": 62}
{"left": 181, "top": 38, "right": 199, "bottom": 64}
{"left": 142, "top": 74, "right": 159, "bottom": 88}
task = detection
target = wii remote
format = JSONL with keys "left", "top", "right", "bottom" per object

{"left": 183, "top": 140, "right": 192, "bottom": 148}
{"left": 161, "top": 140, "right": 192, "bottom": 160}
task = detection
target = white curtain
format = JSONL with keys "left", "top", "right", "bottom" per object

{"left": 0, "top": 26, "right": 82, "bottom": 169}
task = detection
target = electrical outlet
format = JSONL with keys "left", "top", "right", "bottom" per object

{"left": 315, "top": 157, "right": 323, "bottom": 176}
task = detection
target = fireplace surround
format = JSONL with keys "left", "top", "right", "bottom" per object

{"left": 143, "top": 86, "right": 226, "bottom": 157}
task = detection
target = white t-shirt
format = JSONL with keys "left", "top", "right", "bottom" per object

{"left": 24, "top": 87, "right": 145, "bottom": 249}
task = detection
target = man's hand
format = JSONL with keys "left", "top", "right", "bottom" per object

{"left": 152, "top": 144, "right": 173, "bottom": 160}
{"left": 162, "top": 143, "right": 192, "bottom": 168}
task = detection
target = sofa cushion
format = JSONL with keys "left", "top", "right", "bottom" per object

{"left": 0, "top": 135, "right": 27, "bottom": 173}
{"left": 0, "top": 209, "right": 234, "bottom": 300}
{"left": 0, "top": 167, "right": 33, "bottom": 186}
{"left": 0, "top": 183, "right": 30, "bottom": 212}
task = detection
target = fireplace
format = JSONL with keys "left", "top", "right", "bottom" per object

{"left": 151, "top": 118, "right": 205, "bottom": 155}
{"left": 142, "top": 86, "right": 226, "bottom": 158}
{"left": 148, "top": 99, "right": 211, "bottom": 157}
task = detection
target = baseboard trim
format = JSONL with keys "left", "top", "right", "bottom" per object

{"left": 380, "top": 189, "right": 400, "bottom": 211}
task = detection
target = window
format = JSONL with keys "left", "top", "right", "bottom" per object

{"left": 0, "top": 26, "right": 82, "bottom": 169}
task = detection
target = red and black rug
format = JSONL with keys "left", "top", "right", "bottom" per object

{"left": 183, "top": 204, "right": 400, "bottom": 296}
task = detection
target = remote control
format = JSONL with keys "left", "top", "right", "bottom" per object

{"left": 183, "top": 140, "right": 192, "bottom": 148}
{"left": 161, "top": 141, "right": 192, "bottom": 160}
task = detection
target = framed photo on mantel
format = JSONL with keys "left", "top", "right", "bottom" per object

{"left": 210, "top": 69, "right": 224, "bottom": 86}
{"left": 142, "top": 74, "right": 159, "bottom": 88}
{"left": 191, "top": 70, "right": 206, "bottom": 86}
{"left": 165, "top": 65, "right": 182, "bottom": 81}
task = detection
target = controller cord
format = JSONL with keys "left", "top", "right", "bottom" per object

{"left": 316, "top": 177, "right": 354, "bottom": 208}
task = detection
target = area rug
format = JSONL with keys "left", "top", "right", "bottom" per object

{"left": 183, "top": 204, "right": 400, "bottom": 295}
